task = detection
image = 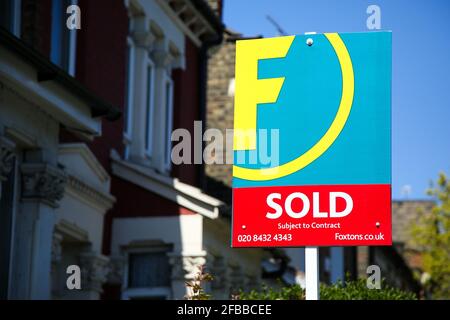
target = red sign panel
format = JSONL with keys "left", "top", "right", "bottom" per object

{"left": 232, "top": 184, "right": 391, "bottom": 247}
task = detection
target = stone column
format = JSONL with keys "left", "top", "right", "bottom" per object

{"left": 169, "top": 253, "right": 207, "bottom": 299}
{"left": 78, "top": 252, "right": 110, "bottom": 300}
{"left": 10, "top": 162, "right": 66, "bottom": 299}
{"left": 106, "top": 255, "right": 126, "bottom": 286}
{"left": 0, "top": 136, "right": 16, "bottom": 299}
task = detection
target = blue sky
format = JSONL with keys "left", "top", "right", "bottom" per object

{"left": 223, "top": 0, "right": 450, "bottom": 200}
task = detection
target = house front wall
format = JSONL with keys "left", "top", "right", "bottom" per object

{"left": 0, "top": 33, "right": 114, "bottom": 300}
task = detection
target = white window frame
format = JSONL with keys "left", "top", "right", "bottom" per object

{"left": 163, "top": 74, "right": 174, "bottom": 172}
{"left": 144, "top": 55, "right": 155, "bottom": 159}
{"left": 121, "top": 246, "right": 172, "bottom": 300}
{"left": 50, "top": 0, "right": 78, "bottom": 76}
{"left": 12, "top": 0, "right": 21, "bottom": 37}
{"left": 122, "top": 287, "right": 171, "bottom": 300}
{"left": 123, "top": 37, "right": 135, "bottom": 159}
{"left": 67, "top": 0, "right": 78, "bottom": 76}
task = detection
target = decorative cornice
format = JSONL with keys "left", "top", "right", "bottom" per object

{"left": 132, "top": 30, "right": 157, "bottom": 50}
{"left": 58, "top": 143, "right": 110, "bottom": 184}
{"left": 156, "top": 0, "right": 221, "bottom": 47}
{"left": 79, "top": 252, "right": 110, "bottom": 293}
{"left": 151, "top": 48, "right": 174, "bottom": 68}
{"left": 55, "top": 219, "right": 89, "bottom": 242}
{"left": 21, "top": 163, "right": 67, "bottom": 208}
{"left": 66, "top": 175, "right": 116, "bottom": 211}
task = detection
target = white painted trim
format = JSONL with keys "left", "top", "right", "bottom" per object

{"left": 67, "top": 0, "right": 78, "bottom": 76}
{"left": 12, "top": 0, "right": 21, "bottom": 37}
{"left": 58, "top": 143, "right": 110, "bottom": 183}
{"left": 155, "top": 0, "right": 201, "bottom": 47}
{"left": 122, "top": 287, "right": 171, "bottom": 300}
{"left": 155, "top": 0, "right": 215, "bottom": 48}
{"left": 110, "top": 150, "right": 222, "bottom": 219}
{"left": 124, "top": 37, "right": 135, "bottom": 142}
{"left": 122, "top": 244, "right": 173, "bottom": 299}
{"left": 4, "top": 127, "right": 37, "bottom": 148}
{"left": 55, "top": 219, "right": 89, "bottom": 242}
{"left": 0, "top": 47, "right": 101, "bottom": 136}
{"left": 144, "top": 55, "right": 155, "bottom": 158}
{"left": 64, "top": 176, "right": 116, "bottom": 212}
{"left": 163, "top": 75, "right": 173, "bottom": 172}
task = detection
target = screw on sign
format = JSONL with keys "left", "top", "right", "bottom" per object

{"left": 231, "top": 32, "right": 392, "bottom": 300}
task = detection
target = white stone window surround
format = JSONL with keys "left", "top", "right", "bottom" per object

{"left": 121, "top": 245, "right": 173, "bottom": 300}
{"left": 124, "top": 0, "right": 185, "bottom": 175}
{"left": 111, "top": 215, "right": 207, "bottom": 299}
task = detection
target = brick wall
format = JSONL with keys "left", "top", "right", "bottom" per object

{"left": 205, "top": 30, "right": 238, "bottom": 192}
{"left": 21, "top": 0, "right": 52, "bottom": 56}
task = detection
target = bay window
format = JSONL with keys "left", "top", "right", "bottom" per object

{"left": 123, "top": 4, "right": 184, "bottom": 175}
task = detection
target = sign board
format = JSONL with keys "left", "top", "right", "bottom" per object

{"left": 232, "top": 32, "right": 392, "bottom": 247}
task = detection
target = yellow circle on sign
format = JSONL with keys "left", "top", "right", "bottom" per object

{"left": 233, "top": 33, "right": 355, "bottom": 181}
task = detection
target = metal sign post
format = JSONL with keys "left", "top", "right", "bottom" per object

{"left": 305, "top": 247, "right": 319, "bottom": 300}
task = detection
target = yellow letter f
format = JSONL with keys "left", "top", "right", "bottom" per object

{"left": 233, "top": 36, "right": 294, "bottom": 151}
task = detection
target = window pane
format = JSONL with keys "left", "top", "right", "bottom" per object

{"left": 0, "top": 0, "right": 13, "bottom": 31}
{"left": 128, "top": 252, "right": 171, "bottom": 288}
{"left": 164, "top": 81, "right": 172, "bottom": 167}
{"left": 124, "top": 45, "right": 131, "bottom": 135}
{"left": 145, "top": 64, "right": 153, "bottom": 153}
{"left": 51, "top": 0, "right": 72, "bottom": 71}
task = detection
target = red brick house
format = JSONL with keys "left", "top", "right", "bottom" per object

{"left": 1, "top": 0, "right": 266, "bottom": 300}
